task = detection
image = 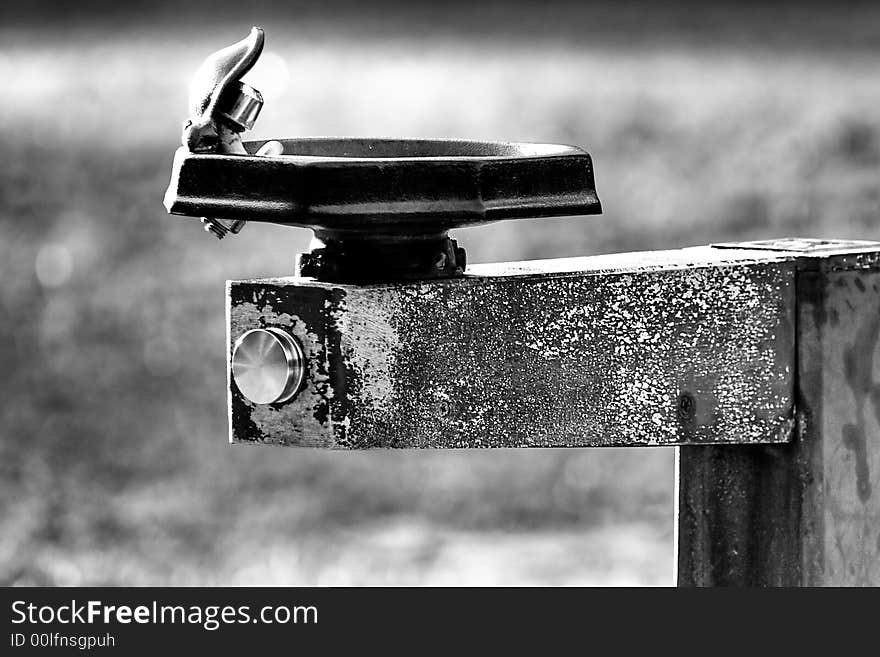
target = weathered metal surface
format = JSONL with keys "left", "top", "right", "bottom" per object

{"left": 713, "top": 237, "right": 880, "bottom": 272}
{"left": 677, "top": 240, "right": 880, "bottom": 586}
{"left": 227, "top": 245, "right": 795, "bottom": 448}
{"left": 676, "top": 442, "right": 803, "bottom": 586}
{"left": 800, "top": 266, "right": 880, "bottom": 584}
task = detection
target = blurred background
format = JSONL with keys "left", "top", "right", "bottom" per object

{"left": 3, "top": 0, "right": 880, "bottom": 585}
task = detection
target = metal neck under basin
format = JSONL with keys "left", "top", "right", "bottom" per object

{"left": 165, "top": 137, "right": 601, "bottom": 283}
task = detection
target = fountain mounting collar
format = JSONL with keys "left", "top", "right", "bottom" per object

{"left": 163, "top": 29, "right": 602, "bottom": 284}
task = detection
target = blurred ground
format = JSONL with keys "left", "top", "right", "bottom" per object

{"left": 3, "top": 2, "right": 880, "bottom": 585}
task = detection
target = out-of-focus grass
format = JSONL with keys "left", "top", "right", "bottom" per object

{"left": 3, "top": 6, "right": 880, "bottom": 584}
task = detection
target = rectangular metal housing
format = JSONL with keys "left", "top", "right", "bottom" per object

{"left": 227, "top": 244, "right": 799, "bottom": 448}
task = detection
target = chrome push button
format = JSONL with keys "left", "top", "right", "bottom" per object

{"left": 231, "top": 328, "right": 305, "bottom": 404}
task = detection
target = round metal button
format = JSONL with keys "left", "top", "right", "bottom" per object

{"left": 231, "top": 328, "right": 305, "bottom": 404}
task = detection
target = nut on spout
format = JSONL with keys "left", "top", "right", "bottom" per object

{"left": 184, "top": 26, "right": 265, "bottom": 152}
{"left": 180, "top": 27, "right": 266, "bottom": 239}
{"left": 163, "top": 29, "right": 603, "bottom": 271}
{"left": 217, "top": 81, "right": 264, "bottom": 132}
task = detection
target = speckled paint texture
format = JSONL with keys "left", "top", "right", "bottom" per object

{"left": 677, "top": 238, "right": 880, "bottom": 586}
{"left": 228, "top": 246, "right": 796, "bottom": 448}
